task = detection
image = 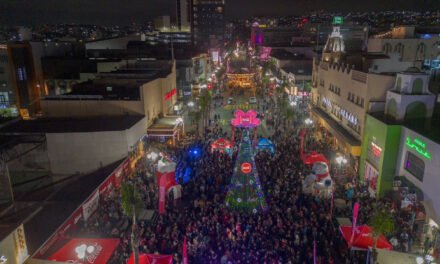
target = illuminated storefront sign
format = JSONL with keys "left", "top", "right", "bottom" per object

{"left": 405, "top": 137, "right": 431, "bottom": 159}
{"left": 332, "top": 16, "right": 344, "bottom": 25}
{"left": 371, "top": 142, "right": 382, "bottom": 157}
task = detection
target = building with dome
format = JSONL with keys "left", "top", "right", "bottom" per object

{"left": 310, "top": 22, "right": 439, "bottom": 172}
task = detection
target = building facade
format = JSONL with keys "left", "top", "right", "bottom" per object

{"left": 191, "top": 0, "right": 225, "bottom": 49}
{"left": 176, "top": 0, "right": 190, "bottom": 32}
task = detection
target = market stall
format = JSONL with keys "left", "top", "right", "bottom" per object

{"left": 211, "top": 138, "right": 233, "bottom": 155}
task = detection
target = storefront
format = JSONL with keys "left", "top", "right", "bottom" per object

{"left": 361, "top": 113, "right": 440, "bottom": 256}
{"left": 359, "top": 114, "right": 402, "bottom": 197}
{"left": 311, "top": 107, "right": 362, "bottom": 173}
{"left": 396, "top": 128, "right": 440, "bottom": 258}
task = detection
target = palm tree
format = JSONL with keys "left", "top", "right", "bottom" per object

{"left": 121, "top": 183, "right": 143, "bottom": 264}
{"left": 189, "top": 110, "right": 202, "bottom": 138}
{"left": 369, "top": 208, "right": 395, "bottom": 263}
{"left": 279, "top": 98, "right": 295, "bottom": 127}
{"left": 199, "top": 90, "right": 212, "bottom": 128}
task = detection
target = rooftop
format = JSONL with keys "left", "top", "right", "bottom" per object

{"left": 270, "top": 49, "right": 306, "bottom": 60}
{"left": 370, "top": 111, "right": 440, "bottom": 144}
{"left": 0, "top": 159, "right": 123, "bottom": 253}
{"left": 0, "top": 116, "right": 144, "bottom": 134}
{"left": 281, "top": 63, "right": 313, "bottom": 76}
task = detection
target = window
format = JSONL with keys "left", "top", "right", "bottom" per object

{"left": 360, "top": 98, "right": 365, "bottom": 107}
{"left": 348, "top": 92, "right": 351, "bottom": 100}
{"left": 0, "top": 67, "right": 4, "bottom": 74}
{"left": 405, "top": 151, "right": 425, "bottom": 182}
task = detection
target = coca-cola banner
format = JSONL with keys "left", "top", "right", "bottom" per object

{"left": 82, "top": 191, "right": 100, "bottom": 221}
{"left": 49, "top": 238, "right": 119, "bottom": 264}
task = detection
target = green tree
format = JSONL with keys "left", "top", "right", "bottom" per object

{"left": 189, "top": 110, "right": 202, "bottom": 138}
{"left": 369, "top": 208, "right": 395, "bottom": 263}
{"left": 199, "top": 90, "right": 212, "bottom": 128}
{"left": 280, "top": 98, "right": 295, "bottom": 127}
{"left": 121, "top": 183, "right": 143, "bottom": 264}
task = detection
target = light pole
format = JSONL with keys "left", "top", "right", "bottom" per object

{"left": 335, "top": 155, "right": 348, "bottom": 173}
{"left": 75, "top": 244, "right": 95, "bottom": 264}
{"left": 304, "top": 118, "right": 313, "bottom": 126}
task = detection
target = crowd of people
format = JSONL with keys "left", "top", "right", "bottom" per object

{"left": 64, "top": 92, "right": 431, "bottom": 264}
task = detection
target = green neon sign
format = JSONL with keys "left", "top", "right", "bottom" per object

{"left": 332, "top": 16, "right": 344, "bottom": 25}
{"left": 406, "top": 137, "right": 431, "bottom": 159}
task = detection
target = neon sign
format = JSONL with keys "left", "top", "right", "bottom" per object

{"left": 332, "top": 16, "right": 344, "bottom": 25}
{"left": 406, "top": 137, "right": 431, "bottom": 159}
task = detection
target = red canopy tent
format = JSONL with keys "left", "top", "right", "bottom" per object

{"left": 211, "top": 138, "right": 232, "bottom": 153}
{"left": 339, "top": 225, "right": 393, "bottom": 250}
{"left": 127, "top": 253, "right": 173, "bottom": 264}
{"left": 48, "top": 238, "right": 119, "bottom": 264}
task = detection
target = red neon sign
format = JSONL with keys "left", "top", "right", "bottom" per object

{"left": 165, "top": 88, "right": 177, "bottom": 100}
{"left": 371, "top": 142, "right": 382, "bottom": 157}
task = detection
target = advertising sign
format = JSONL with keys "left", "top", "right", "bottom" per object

{"left": 82, "top": 191, "right": 100, "bottom": 221}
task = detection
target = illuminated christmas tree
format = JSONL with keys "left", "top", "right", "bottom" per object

{"left": 226, "top": 129, "right": 268, "bottom": 213}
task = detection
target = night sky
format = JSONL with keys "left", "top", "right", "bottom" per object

{"left": 0, "top": 0, "right": 438, "bottom": 25}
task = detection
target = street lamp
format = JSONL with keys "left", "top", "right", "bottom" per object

{"left": 175, "top": 117, "right": 183, "bottom": 124}
{"left": 335, "top": 155, "right": 348, "bottom": 169}
{"left": 290, "top": 101, "right": 297, "bottom": 106}
{"left": 187, "top": 101, "right": 194, "bottom": 107}
{"left": 75, "top": 244, "right": 95, "bottom": 264}
{"left": 416, "top": 254, "right": 437, "bottom": 264}
{"left": 305, "top": 118, "right": 313, "bottom": 126}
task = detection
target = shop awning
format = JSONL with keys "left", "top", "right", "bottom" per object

{"left": 312, "top": 107, "right": 361, "bottom": 156}
{"left": 48, "top": 238, "right": 119, "bottom": 264}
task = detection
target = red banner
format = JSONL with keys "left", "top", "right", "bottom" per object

{"left": 49, "top": 238, "right": 120, "bottom": 264}
{"left": 159, "top": 185, "right": 166, "bottom": 215}
{"left": 127, "top": 254, "right": 173, "bottom": 264}
{"left": 350, "top": 202, "right": 360, "bottom": 246}
{"left": 183, "top": 236, "right": 188, "bottom": 264}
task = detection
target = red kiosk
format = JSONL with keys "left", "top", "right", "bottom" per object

{"left": 211, "top": 138, "right": 233, "bottom": 154}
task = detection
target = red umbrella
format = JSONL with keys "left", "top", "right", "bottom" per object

{"left": 339, "top": 225, "right": 393, "bottom": 250}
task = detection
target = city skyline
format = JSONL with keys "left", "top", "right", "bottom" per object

{"left": 0, "top": 0, "right": 439, "bottom": 25}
